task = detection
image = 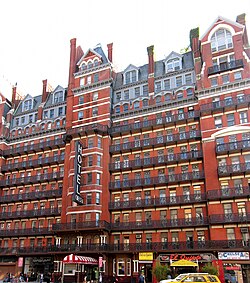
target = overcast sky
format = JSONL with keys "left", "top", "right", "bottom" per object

{"left": 0, "top": 0, "right": 249, "bottom": 100}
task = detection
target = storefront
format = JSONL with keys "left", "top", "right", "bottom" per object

{"left": 139, "top": 253, "right": 154, "bottom": 283}
{"left": 218, "top": 252, "right": 250, "bottom": 283}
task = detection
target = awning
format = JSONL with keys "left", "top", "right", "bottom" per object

{"left": 63, "top": 254, "right": 98, "bottom": 265}
{"left": 170, "top": 259, "right": 198, "bottom": 267}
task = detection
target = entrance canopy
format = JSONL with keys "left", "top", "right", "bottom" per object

{"left": 170, "top": 259, "right": 198, "bottom": 267}
{"left": 63, "top": 254, "right": 98, "bottom": 265}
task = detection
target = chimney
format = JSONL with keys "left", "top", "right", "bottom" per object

{"left": 11, "top": 85, "right": 17, "bottom": 106}
{"left": 147, "top": 45, "right": 155, "bottom": 75}
{"left": 42, "top": 79, "right": 48, "bottom": 103}
{"left": 68, "top": 38, "right": 77, "bottom": 90}
{"left": 107, "top": 43, "right": 113, "bottom": 63}
{"left": 236, "top": 13, "right": 246, "bottom": 25}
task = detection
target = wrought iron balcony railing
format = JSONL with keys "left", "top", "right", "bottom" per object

{"left": 207, "top": 59, "right": 244, "bottom": 76}
{"left": 200, "top": 94, "right": 250, "bottom": 113}
{"left": 207, "top": 186, "right": 250, "bottom": 200}
{"left": 0, "top": 172, "right": 63, "bottom": 187}
{"left": 109, "top": 193, "right": 206, "bottom": 210}
{"left": 109, "top": 111, "right": 200, "bottom": 136}
{"left": 209, "top": 213, "right": 250, "bottom": 224}
{"left": 218, "top": 163, "right": 250, "bottom": 176}
{"left": 0, "top": 207, "right": 60, "bottom": 220}
{"left": 52, "top": 220, "right": 110, "bottom": 232}
{"left": 216, "top": 140, "right": 250, "bottom": 154}
{"left": 67, "top": 124, "right": 107, "bottom": 136}
{"left": 1, "top": 155, "right": 65, "bottom": 172}
{"left": 111, "top": 218, "right": 208, "bottom": 231}
{"left": 109, "top": 151, "right": 203, "bottom": 171}
{"left": 0, "top": 240, "right": 249, "bottom": 256}
{"left": 109, "top": 172, "right": 205, "bottom": 190}
{"left": 0, "top": 189, "right": 62, "bottom": 204}
{"left": 110, "top": 130, "right": 201, "bottom": 153}
{"left": 0, "top": 227, "right": 54, "bottom": 237}
{"left": 3, "top": 138, "right": 66, "bottom": 157}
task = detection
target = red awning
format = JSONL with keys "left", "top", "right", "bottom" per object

{"left": 63, "top": 254, "right": 98, "bottom": 265}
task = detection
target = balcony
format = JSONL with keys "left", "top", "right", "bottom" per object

{"left": 109, "top": 111, "right": 200, "bottom": 136}
{"left": 0, "top": 240, "right": 249, "bottom": 256}
{"left": 111, "top": 218, "right": 208, "bottom": 231}
{"left": 0, "top": 227, "right": 54, "bottom": 237}
{"left": 209, "top": 213, "right": 250, "bottom": 224}
{"left": 109, "top": 151, "right": 203, "bottom": 172}
{"left": 0, "top": 172, "right": 63, "bottom": 187}
{"left": 52, "top": 220, "right": 110, "bottom": 232}
{"left": 0, "top": 207, "right": 61, "bottom": 220}
{"left": 207, "top": 186, "right": 250, "bottom": 200}
{"left": 200, "top": 94, "right": 250, "bottom": 113}
{"left": 109, "top": 171, "right": 205, "bottom": 190}
{"left": 216, "top": 140, "right": 250, "bottom": 154}
{"left": 1, "top": 155, "right": 65, "bottom": 172}
{"left": 67, "top": 124, "right": 107, "bottom": 137}
{"left": 207, "top": 59, "right": 244, "bottom": 76}
{"left": 3, "top": 138, "right": 66, "bottom": 157}
{"left": 218, "top": 163, "right": 250, "bottom": 176}
{"left": 109, "top": 193, "right": 206, "bottom": 210}
{"left": 0, "top": 189, "right": 62, "bottom": 204}
{"left": 110, "top": 131, "right": 201, "bottom": 154}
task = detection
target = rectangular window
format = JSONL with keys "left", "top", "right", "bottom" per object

{"left": 93, "top": 107, "right": 98, "bottom": 116}
{"left": 93, "top": 92, "right": 98, "bottom": 101}
{"left": 79, "top": 95, "right": 84, "bottom": 104}
{"left": 234, "top": 72, "right": 242, "bottom": 80}
{"left": 143, "top": 85, "right": 148, "bottom": 95}
{"left": 134, "top": 87, "right": 140, "bottom": 97}
{"left": 214, "top": 116, "right": 222, "bottom": 128}
{"left": 96, "top": 192, "right": 100, "bottom": 205}
{"left": 97, "top": 155, "right": 101, "bottom": 166}
{"left": 94, "top": 73, "right": 99, "bottom": 83}
{"left": 222, "top": 74, "right": 229, "bottom": 84}
{"left": 78, "top": 111, "right": 83, "bottom": 120}
{"left": 164, "top": 79, "right": 170, "bottom": 90}
{"left": 124, "top": 90, "right": 129, "bottom": 100}
{"left": 58, "top": 107, "right": 63, "bottom": 116}
{"left": 88, "top": 138, "right": 94, "bottom": 148}
{"left": 176, "top": 76, "right": 182, "bottom": 87}
{"left": 88, "top": 156, "right": 93, "bottom": 166}
{"left": 97, "top": 173, "right": 101, "bottom": 185}
{"left": 87, "top": 193, "right": 92, "bottom": 204}
{"left": 50, "top": 109, "right": 54, "bottom": 118}
{"left": 87, "top": 173, "right": 92, "bottom": 184}
{"left": 87, "top": 76, "right": 91, "bottom": 84}
{"left": 185, "top": 74, "right": 192, "bottom": 84}
{"left": 80, "top": 77, "right": 85, "bottom": 86}
{"left": 211, "top": 77, "right": 218, "bottom": 87}
{"left": 227, "top": 113, "right": 235, "bottom": 126}
{"left": 116, "top": 92, "right": 121, "bottom": 101}
{"left": 155, "top": 82, "right": 161, "bottom": 93}
{"left": 239, "top": 111, "right": 248, "bottom": 124}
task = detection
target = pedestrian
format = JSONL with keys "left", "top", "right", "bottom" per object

{"left": 111, "top": 273, "right": 118, "bottom": 283}
{"left": 40, "top": 274, "right": 44, "bottom": 283}
{"left": 138, "top": 273, "right": 145, "bottom": 283}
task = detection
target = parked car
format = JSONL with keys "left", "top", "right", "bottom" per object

{"left": 160, "top": 273, "right": 221, "bottom": 283}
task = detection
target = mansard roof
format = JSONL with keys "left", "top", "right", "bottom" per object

{"left": 14, "top": 94, "right": 42, "bottom": 116}
{"left": 44, "top": 85, "right": 66, "bottom": 107}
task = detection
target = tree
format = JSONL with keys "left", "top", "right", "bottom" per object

{"left": 201, "top": 263, "right": 219, "bottom": 275}
{"left": 152, "top": 262, "right": 171, "bottom": 282}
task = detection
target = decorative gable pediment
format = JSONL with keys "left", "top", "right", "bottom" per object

{"left": 77, "top": 48, "right": 102, "bottom": 70}
{"left": 164, "top": 51, "right": 183, "bottom": 73}
{"left": 123, "top": 64, "right": 139, "bottom": 84}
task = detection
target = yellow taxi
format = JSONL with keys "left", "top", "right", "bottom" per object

{"left": 160, "top": 273, "right": 221, "bottom": 283}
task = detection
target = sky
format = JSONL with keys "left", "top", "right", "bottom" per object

{"left": 0, "top": 0, "right": 249, "bottom": 101}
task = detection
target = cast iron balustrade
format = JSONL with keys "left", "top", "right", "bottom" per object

{"left": 109, "top": 171, "right": 204, "bottom": 190}
{"left": 67, "top": 124, "right": 107, "bottom": 136}
{"left": 209, "top": 213, "right": 250, "bottom": 224}
{"left": 109, "top": 150, "right": 203, "bottom": 171}
{"left": 216, "top": 140, "right": 250, "bottom": 154}
{"left": 0, "top": 172, "right": 63, "bottom": 187}
{"left": 0, "top": 207, "right": 60, "bottom": 220}
{"left": 111, "top": 218, "right": 208, "bottom": 231}
{"left": 109, "top": 111, "right": 200, "bottom": 136}
{"left": 52, "top": 220, "right": 110, "bottom": 232}
{"left": 0, "top": 188, "right": 62, "bottom": 204}
{"left": 3, "top": 138, "right": 65, "bottom": 157}
{"left": 207, "top": 59, "right": 244, "bottom": 76}
{"left": 1, "top": 155, "right": 65, "bottom": 172}
{"left": 109, "top": 193, "right": 206, "bottom": 210}
{"left": 0, "top": 227, "right": 54, "bottom": 237}
{"left": 218, "top": 163, "right": 250, "bottom": 176}
{"left": 0, "top": 239, "right": 249, "bottom": 256}
{"left": 200, "top": 94, "right": 250, "bottom": 113}
{"left": 110, "top": 130, "right": 201, "bottom": 153}
{"left": 207, "top": 186, "right": 250, "bottom": 200}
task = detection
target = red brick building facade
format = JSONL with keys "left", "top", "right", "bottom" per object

{"left": 0, "top": 14, "right": 249, "bottom": 283}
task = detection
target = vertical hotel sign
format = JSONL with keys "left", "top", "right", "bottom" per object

{"left": 73, "top": 141, "right": 84, "bottom": 205}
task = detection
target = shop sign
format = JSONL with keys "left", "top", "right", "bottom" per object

{"left": 73, "top": 141, "right": 84, "bottom": 205}
{"left": 18, "top": 257, "right": 23, "bottom": 267}
{"left": 99, "top": 256, "right": 103, "bottom": 268}
{"left": 32, "top": 257, "right": 53, "bottom": 264}
{"left": 139, "top": 252, "right": 153, "bottom": 261}
{"left": 159, "top": 254, "right": 214, "bottom": 262}
{"left": 218, "top": 252, "right": 249, "bottom": 260}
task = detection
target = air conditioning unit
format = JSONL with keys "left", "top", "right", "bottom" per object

{"left": 136, "top": 234, "right": 142, "bottom": 239}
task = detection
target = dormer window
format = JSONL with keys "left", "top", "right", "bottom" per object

{"left": 167, "top": 58, "right": 181, "bottom": 72}
{"left": 54, "top": 91, "right": 64, "bottom": 103}
{"left": 23, "top": 99, "right": 32, "bottom": 112}
{"left": 81, "top": 63, "right": 87, "bottom": 71}
{"left": 125, "top": 70, "right": 137, "bottom": 84}
{"left": 211, "top": 29, "right": 233, "bottom": 52}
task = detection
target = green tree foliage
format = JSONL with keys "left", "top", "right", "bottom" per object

{"left": 152, "top": 262, "right": 171, "bottom": 282}
{"left": 201, "top": 263, "right": 219, "bottom": 275}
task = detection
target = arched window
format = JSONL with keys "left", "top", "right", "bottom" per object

{"left": 32, "top": 126, "right": 36, "bottom": 133}
{"left": 88, "top": 61, "right": 93, "bottom": 69}
{"left": 115, "top": 106, "right": 120, "bottom": 114}
{"left": 12, "top": 130, "right": 16, "bottom": 137}
{"left": 94, "top": 59, "right": 99, "bottom": 67}
{"left": 156, "top": 96, "right": 162, "bottom": 104}
{"left": 134, "top": 101, "right": 140, "bottom": 109}
{"left": 56, "top": 120, "right": 60, "bottom": 128}
{"left": 211, "top": 29, "right": 233, "bottom": 52}
{"left": 123, "top": 104, "right": 129, "bottom": 112}
{"left": 25, "top": 127, "right": 29, "bottom": 134}
{"left": 81, "top": 63, "right": 86, "bottom": 70}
